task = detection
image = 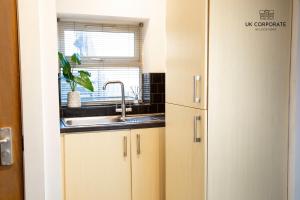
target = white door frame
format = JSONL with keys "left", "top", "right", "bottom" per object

{"left": 289, "top": 1, "right": 300, "bottom": 200}
{"left": 17, "top": 0, "right": 61, "bottom": 199}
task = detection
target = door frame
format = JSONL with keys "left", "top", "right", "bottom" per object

{"left": 17, "top": 0, "right": 62, "bottom": 199}
{"left": 289, "top": 0, "right": 300, "bottom": 200}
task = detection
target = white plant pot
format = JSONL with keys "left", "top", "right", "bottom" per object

{"left": 67, "top": 91, "right": 81, "bottom": 108}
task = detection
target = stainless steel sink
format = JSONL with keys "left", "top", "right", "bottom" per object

{"left": 62, "top": 114, "right": 164, "bottom": 127}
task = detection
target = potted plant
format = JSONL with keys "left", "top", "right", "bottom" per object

{"left": 58, "top": 52, "right": 94, "bottom": 108}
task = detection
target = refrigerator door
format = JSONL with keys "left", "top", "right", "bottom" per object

{"left": 166, "top": 103, "right": 207, "bottom": 200}
{"left": 208, "top": 0, "right": 292, "bottom": 200}
{"left": 166, "top": 0, "right": 208, "bottom": 109}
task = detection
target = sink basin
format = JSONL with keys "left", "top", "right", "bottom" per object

{"left": 62, "top": 114, "right": 164, "bottom": 128}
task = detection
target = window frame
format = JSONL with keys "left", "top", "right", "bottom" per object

{"left": 57, "top": 20, "right": 143, "bottom": 106}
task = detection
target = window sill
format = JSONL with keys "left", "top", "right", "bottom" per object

{"left": 60, "top": 102, "right": 164, "bottom": 118}
{"left": 60, "top": 100, "right": 144, "bottom": 107}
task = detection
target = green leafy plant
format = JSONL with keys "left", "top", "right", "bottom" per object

{"left": 58, "top": 52, "right": 94, "bottom": 92}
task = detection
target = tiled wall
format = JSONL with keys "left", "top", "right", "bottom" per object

{"left": 142, "top": 73, "right": 165, "bottom": 113}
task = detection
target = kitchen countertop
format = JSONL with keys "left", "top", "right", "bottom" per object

{"left": 60, "top": 114, "right": 165, "bottom": 133}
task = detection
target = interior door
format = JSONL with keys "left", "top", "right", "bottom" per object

{"left": 63, "top": 131, "right": 131, "bottom": 200}
{"left": 131, "top": 128, "right": 165, "bottom": 200}
{"left": 0, "top": 0, "right": 24, "bottom": 200}
{"left": 166, "top": 0, "right": 208, "bottom": 109}
{"left": 166, "top": 104, "right": 207, "bottom": 200}
{"left": 208, "top": 0, "right": 292, "bottom": 200}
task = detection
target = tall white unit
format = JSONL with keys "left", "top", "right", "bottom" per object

{"left": 208, "top": 0, "right": 292, "bottom": 200}
{"left": 166, "top": 0, "right": 292, "bottom": 200}
{"left": 166, "top": 0, "right": 208, "bottom": 200}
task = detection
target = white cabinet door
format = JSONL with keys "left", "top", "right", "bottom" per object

{"left": 208, "top": 0, "right": 292, "bottom": 200}
{"left": 166, "top": 0, "right": 208, "bottom": 109}
{"left": 62, "top": 130, "right": 131, "bottom": 200}
{"left": 166, "top": 104, "right": 207, "bottom": 200}
{"left": 131, "top": 128, "right": 165, "bottom": 200}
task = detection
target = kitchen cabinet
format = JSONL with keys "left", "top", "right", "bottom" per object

{"left": 61, "top": 128, "right": 165, "bottom": 200}
{"left": 131, "top": 128, "right": 165, "bottom": 200}
{"left": 166, "top": 0, "right": 292, "bottom": 199}
{"left": 62, "top": 130, "right": 131, "bottom": 200}
{"left": 166, "top": 0, "right": 208, "bottom": 109}
{"left": 208, "top": 1, "right": 292, "bottom": 200}
{"left": 166, "top": 104, "right": 206, "bottom": 200}
{"left": 166, "top": 0, "right": 208, "bottom": 199}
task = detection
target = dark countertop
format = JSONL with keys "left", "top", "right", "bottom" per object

{"left": 60, "top": 114, "right": 165, "bottom": 133}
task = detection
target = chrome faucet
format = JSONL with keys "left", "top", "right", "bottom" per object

{"left": 103, "top": 81, "right": 130, "bottom": 121}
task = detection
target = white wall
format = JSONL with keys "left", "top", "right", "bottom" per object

{"left": 17, "top": 1, "right": 165, "bottom": 199}
{"left": 17, "top": 0, "right": 61, "bottom": 199}
{"left": 56, "top": 0, "right": 166, "bottom": 73}
{"left": 290, "top": 0, "right": 300, "bottom": 199}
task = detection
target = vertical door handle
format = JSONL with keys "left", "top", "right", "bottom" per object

{"left": 0, "top": 128, "right": 13, "bottom": 165}
{"left": 193, "top": 75, "right": 201, "bottom": 103}
{"left": 123, "top": 136, "right": 127, "bottom": 157}
{"left": 194, "top": 116, "right": 201, "bottom": 143}
{"left": 137, "top": 134, "right": 141, "bottom": 155}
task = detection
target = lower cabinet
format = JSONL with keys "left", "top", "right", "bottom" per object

{"left": 62, "top": 130, "right": 131, "bottom": 200}
{"left": 166, "top": 104, "right": 206, "bottom": 200}
{"left": 61, "top": 128, "right": 165, "bottom": 200}
{"left": 131, "top": 128, "right": 165, "bottom": 200}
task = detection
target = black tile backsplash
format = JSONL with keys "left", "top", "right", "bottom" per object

{"left": 61, "top": 104, "right": 153, "bottom": 118}
{"left": 60, "top": 73, "right": 165, "bottom": 118}
{"left": 142, "top": 73, "right": 165, "bottom": 113}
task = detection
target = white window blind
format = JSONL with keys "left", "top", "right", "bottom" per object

{"left": 58, "top": 20, "right": 143, "bottom": 104}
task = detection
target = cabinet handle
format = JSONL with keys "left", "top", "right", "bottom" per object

{"left": 123, "top": 136, "right": 127, "bottom": 157}
{"left": 137, "top": 134, "right": 141, "bottom": 155}
{"left": 193, "top": 75, "right": 201, "bottom": 103}
{"left": 194, "top": 116, "right": 201, "bottom": 143}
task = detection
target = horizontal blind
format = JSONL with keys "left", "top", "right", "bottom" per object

{"left": 58, "top": 20, "right": 143, "bottom": 104}
{"left": 60, "top": 67, "right": 140, "bottom": 103}
{"left": 58, "top": 20, "right": 143, "bottom": 68}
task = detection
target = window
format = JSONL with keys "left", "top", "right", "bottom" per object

{"left": 58, "top": 20, "right": 143, "bottom": 104}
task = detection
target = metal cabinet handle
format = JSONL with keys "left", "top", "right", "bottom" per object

{"left": 123, "top": 136, "right": 127, "bottom": 157}
{"left": 193, "top": 75, "right": 201, "bottom": 103}
{"left": 137, "top": 134, "right": 141, "bottom": 155}
{"left": 194, "top": 116, "right": 201, "bottom": 143}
